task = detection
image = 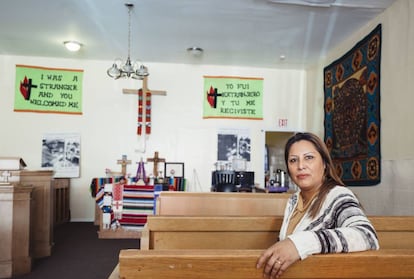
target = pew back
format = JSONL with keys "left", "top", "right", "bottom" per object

{"left": 119, "top": 249, "right": 414, "bottom": 279}
{"left": 143, "top": 215, "right": 414, "bottom": 250}
{"left": 146, "top": 216, "right": 280, "bottom": 250}
{"left": 118, "top": 192, "right": 414, "bottom": 279}
{"left": 371, "top": 216, "right": 414, "bottom": 249}
{"left": 155, "top": 191, "right": 291, "bottom": 216}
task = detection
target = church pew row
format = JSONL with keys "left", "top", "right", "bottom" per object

{"left": 111, "top": 215, "right": 414, "bottom": 278}
{"left": 141, "top": 215, "right": 414, "bottom": 250}
{"left": 119, "top": 249, "right": 414, "bottom": 279}
{"left": 141, "top": 191, "right": 290, "bottom": 250}
{"left": 110, "top": 192, "right": 414, "bottom": 278}
{"left": 155, "top": 191, "right": 291, "bottom": 216}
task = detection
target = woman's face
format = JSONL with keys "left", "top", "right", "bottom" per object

{"left": 287, "top": 140, "right": 325, "bottom": 192}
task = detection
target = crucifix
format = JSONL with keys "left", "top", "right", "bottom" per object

{"left": 123, "top": 76, "right": 166, "bottom": 136}
{"left": 147, "top": 151, "right": 165, "bottom": 177}
{"left": 117, "top": 155, "right": 131, "bottom": 176}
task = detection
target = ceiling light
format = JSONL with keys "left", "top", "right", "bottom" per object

{"left": 187, "top": 47, "right": 204, "bottom": 57}
{"left": 107, "top": 3, "right": 149, "bottom": 80}
{"left": 63, "top": 41, "right": 82, "bottom": 52}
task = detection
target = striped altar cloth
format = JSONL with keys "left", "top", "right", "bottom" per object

{"left": 95, "top": 183, "right": 155, "bottom": 229}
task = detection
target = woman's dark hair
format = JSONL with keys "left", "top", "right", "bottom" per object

{"left": 284, "top": 132, "right": 345, "bottom": 217}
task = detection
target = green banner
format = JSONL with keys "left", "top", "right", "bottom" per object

{"left": 14, "top": 65, "right": 83, "bottom": 114}
{"left": 203, "top": 76, "right": 263, "bottom": 119}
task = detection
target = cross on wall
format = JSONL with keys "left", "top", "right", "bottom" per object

{"left": 122, "top": 76, "right": 167, "bottom": 96}
{"left": 123, "top": 76, "right": 167, "bottom": 136}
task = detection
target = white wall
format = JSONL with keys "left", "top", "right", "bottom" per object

{"left": 0, "top": 56, "right": 306, "bottom": 221}
{"left": 3, "top": 1, "right": 412, "bottom": 220}
{"left": 306, "top": 0, "right": 414, "bottom": 215}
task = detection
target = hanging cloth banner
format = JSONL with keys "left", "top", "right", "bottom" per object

{"left": 14, "top": 64, "right": 83, "bottom": 114}
{"left": 203, "top": 76, "right": 263, "bottom": 120}
{"left": 137, "top": 89, "right": 144, "bottom": 135}
{"left": 112, "top": 182, "right": 124, "bottom": 220}
{"left": 145, "top": 91, "right": 152, "bottom": 135}
{"left": 137, "top": 89, "right": 152, "bottom": 135}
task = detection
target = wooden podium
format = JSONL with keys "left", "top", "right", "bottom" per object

{"left": 0, "top": 183, "right": 33, "bottom": 278}
{"left": 19, "top": 170, "right": 54, "bottom": 259}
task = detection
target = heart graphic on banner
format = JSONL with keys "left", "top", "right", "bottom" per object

{"left": 207, "top": 86, "right": 216, "bottom": 108}
{"left": 19, "top": 76, "right": 31, "bottom": 100}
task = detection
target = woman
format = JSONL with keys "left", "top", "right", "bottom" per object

{"left": 256, "top": 132, "right": 379, "bottom": 278}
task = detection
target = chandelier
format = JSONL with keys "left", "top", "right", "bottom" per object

{"left": 107, "top": 3, "right": 149, "bottom": 80}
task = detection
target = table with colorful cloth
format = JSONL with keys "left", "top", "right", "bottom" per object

{"left": 91, "top": 177, "right": 156, "bottom": 230}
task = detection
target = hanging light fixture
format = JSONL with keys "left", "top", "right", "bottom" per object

{"left": 107, "top": 3, "right": 149, "bottom": 80}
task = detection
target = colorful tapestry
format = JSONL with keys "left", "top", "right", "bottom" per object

{"left": 323, "top": 24, "right": 381, "bottom": 186}
{"left": 96, "top": 184, "right": 154, "bottom": 229}
{"left": 89, "top": 176, "right": 123, "bottom": 197}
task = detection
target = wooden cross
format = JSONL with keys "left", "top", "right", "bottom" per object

{"left": 117, "top": 155, "right": 131, "bottom": 176}
{"left": 123, "top": 76, "right": 167, "bottom": 136}
{"left": 147, "top": 151, "right": 165, "bottom": 176}
{"left": 122, "top": 76, "right": 167, "bottom": 96}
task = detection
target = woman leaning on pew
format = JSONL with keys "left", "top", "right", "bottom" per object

{"left": 257, "top": 132, "right": 379, "bottom": 279}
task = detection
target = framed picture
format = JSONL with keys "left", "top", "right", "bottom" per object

{"left": 164, "top": 162, "right": 184, "bottom": 178}
{"left": 41, "top": 132, "right": 81, "bottom": 178}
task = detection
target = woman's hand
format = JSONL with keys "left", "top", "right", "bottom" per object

{"left": 256, "top": 238, "right": 300, "bottom": 278}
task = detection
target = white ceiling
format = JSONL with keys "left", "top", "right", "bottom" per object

{"left": 0, "top": 0, "right": 395, "bottom": 69}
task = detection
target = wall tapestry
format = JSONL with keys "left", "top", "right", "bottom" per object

{"left": 203, "top": 76, "right": 263, "bottom": 120}
{"left": 15, "top": 64, "right": 83, "bottom": 114}
{"left": 324, "top": 24, "right": 381, "bottom": 186}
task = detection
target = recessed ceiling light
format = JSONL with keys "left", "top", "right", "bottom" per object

{"left": 187, "top": 47, "right": 203, "bottom": 56}
{"left": 63, "top": 41, "right": 82, "bottom": 52}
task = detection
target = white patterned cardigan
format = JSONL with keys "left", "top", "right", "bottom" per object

{"left": 279, "top": 186, "right": 379, "bottom": 260}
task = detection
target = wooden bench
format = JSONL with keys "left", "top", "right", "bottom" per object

{"left": 109, "top": 191, "right": 289, "bottom": 278}
{"left": 139, "top": 191, "right": 290, "bottom": 250}
{"left": 119, "top": 249, "right": 414, "bottom": 279}
{"left": 110, "top": 192, "right": 414, "bottom": 278}
{"left": 114, "top": 215, "right": 414, "bottom": 278}
{"left": 140, "top": 215, "right": 414, "bottom": 250}
{"left": 154, "top": 191, "right": 291, "bottom": 216}
{"left": 370, "top": 216, "right": 414, "bottom": 249}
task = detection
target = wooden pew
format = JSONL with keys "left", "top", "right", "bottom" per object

{"left": 140, "top": 191, "right": 290, "bottom": 250}
{"left": 119, "top": 249, "right": 414, "bottom": 279}
{"left": 155, "top": 191, "right": 291, "bottom": 216}
{"left": 109, "top": 192, "right": 290, "bottom": 278}
{"left": 370, "top": 216, "right": 414, "bottom": 249}
{"left": 141, "top": 215, "right": 414, "bottom": 250}
{"left": 111, "top": 191, "right": 414, "bottom": 278}
{"left": 141, "top": 216, "right": 280, "bottom": 250}
{"left": 116, "top": 215, "right": 414, "bottom": 279}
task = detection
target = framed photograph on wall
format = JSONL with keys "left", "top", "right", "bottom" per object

{"left": 164, "top": 162, "right": 184, "bottom": 178}
{"left": 41, "top": 132, "right": 80, "bottom": 178}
